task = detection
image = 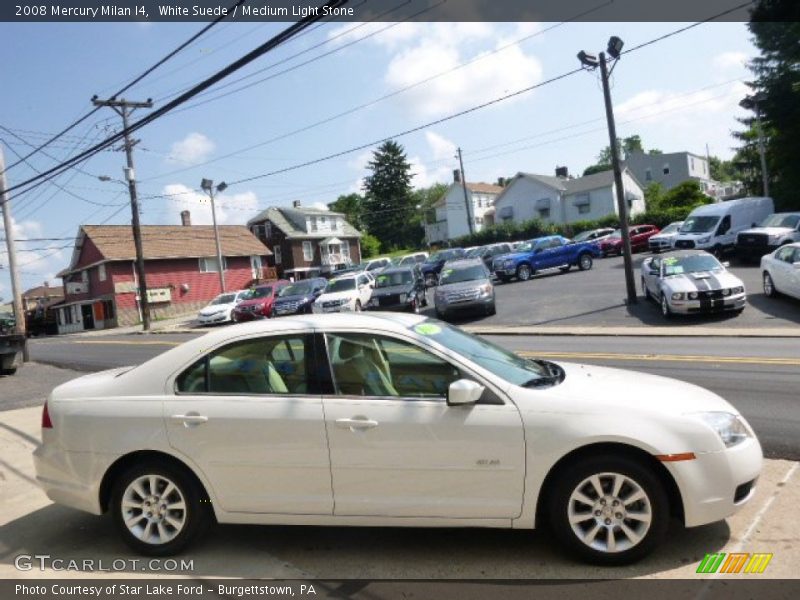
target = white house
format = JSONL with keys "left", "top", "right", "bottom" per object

{"left": 492, "top": 169, "right": 645, "bottom": 227}
{"left": 424, "top": 171, "right": 504, "bottom": 244}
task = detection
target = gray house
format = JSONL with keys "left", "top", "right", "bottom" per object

{"left": 624, "top": 151, "right": 716, "bottom": 195}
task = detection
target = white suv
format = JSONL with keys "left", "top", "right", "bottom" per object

{"left": 312, "top": 272, "right": 374, "bottom": 313}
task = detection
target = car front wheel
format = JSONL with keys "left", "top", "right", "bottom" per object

{"left": 660, "top": 294, "right": 672, "bottom": 319}
{"left": 516, "top": 264, "right": 532, "bottom": 281}
{"left": 111, "top": 463, "right": 210, "bottom": 556}
{"left": 548, "top": 456, "right": 669, "bottom": 565}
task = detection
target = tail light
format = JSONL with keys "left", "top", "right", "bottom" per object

{"left": 42, "top": 401, "right": 53, "bottom": 429}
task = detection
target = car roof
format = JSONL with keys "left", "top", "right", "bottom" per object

{"left": 444, "top": 258, "right": 487, "bottom": 268}
{"left": 380, "top": 266, "right": 415, "bottom": 274}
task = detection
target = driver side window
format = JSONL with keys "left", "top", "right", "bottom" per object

{"left": 717, "top": 215, "right": 731, "bottom": 235}
{"left": 325, "top": 333, "right": 460, "bottom": 399}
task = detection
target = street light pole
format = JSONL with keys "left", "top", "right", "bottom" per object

{"left": 201, "top": 179, "right": 227, "bottom": 293}
{"left": 598, "top": 52, "right": 637, "bottom": 305}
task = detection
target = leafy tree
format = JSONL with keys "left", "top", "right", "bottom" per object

{"left": 647, "top": 149, "right": 663, "bottom": 155}
{"left": 739, "top": 1, "right": 800, "bottom": 209}
{"left": 585, "top": 135, "right": 646, "bottom": 175}
{"left": 708, "top": 156, "right": 743, "bottom": 183}
{"left": 653, "top": 180, "right": 711, "bottom": 212}
{"left": 359, "top": 233, "right": 381, "bottom": 258}
{"left": 362, "top": 140, "right": 420, "bottom": 250}
{"left": 328, "top": 193, "right": 364, "bottom": 231}
{"left": 582, "top": 164, "right": 611, "bottom": 176}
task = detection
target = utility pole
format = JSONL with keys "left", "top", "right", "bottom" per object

{"left": 92, "top": 96, "right": 153, "bottom": 330}
{"left": 0, "top": 147, "right": 29, "bottom": 359}
{"left": 598, "top": 53, "right": 637, "bottom": 305}
{"left": 201, "top": 179, "right": 227, "bottom": 293}
{"left": 456, "top": 147, "right": 474, "bottom": 235}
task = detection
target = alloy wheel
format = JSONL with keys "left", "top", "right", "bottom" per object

{"left": 763, "top": 272, "right": 775, "bottom": 297}
{"left": 579, "top": 254, "right": 593, "bottom": 271}
{"left": 517, "top": 264, "right": 531, "bottom": 281}
{"left": 121, "top": 475, "right": 187, "bottom": 546}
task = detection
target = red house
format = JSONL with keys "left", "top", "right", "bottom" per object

{"left": 55, "top": 223, "right": 271, "bottom": 333}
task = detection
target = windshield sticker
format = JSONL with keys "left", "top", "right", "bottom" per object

{"left": 663, "top": 257, "right": 679, "bottom": 265}
{"left": 414, "top": 323, "right": 442, "bottom": 336}
{"left": 442, "top": 269, "right": 453, "bottom": 277}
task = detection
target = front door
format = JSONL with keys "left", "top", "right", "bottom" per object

{"left": 321, "top": 331, "right": 525, "bottom": 519}
{"left": 80, "top": 303, "right": 95, "bottom": 330}
{"left": 165, "top": 332, "right": 333, "bottom": 515}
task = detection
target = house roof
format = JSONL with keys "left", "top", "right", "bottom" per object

{"left": 247, "top": 207, "right": 362, "bottom": 239}
{"left": 433, "top": 182, "right": 505, "bottom": 208}
{"left": 22, "top": 285, "right": 64, "bottom": 299}
{"left": 58, "top": 225, "right": 270, "bottom": 277}
{"left": 515, "top": 169, "right": 631, "bottom": 195}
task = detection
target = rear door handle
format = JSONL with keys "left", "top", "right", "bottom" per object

{"left": 171, "top": 414, "right": 209, "bottom": 425}
{"left": 336, "top": 417, "right": 379, "bottom": 430}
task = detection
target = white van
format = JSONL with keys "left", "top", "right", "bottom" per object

{"left": 672, "top": 197, "right": 774, "bottom": 254}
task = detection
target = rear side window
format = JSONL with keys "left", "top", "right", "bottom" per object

{"left": 176, "top": 335, "right": 314, "bottom": 395}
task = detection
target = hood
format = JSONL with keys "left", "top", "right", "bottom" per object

{"left": 662, "top": 270, "right": 742, "bottom": 293}
{"left": 675, "top": 231, "right": 714, "bottom": 238}
{"left": 51, "top": 366, "right": 135, "bottom": 400}
{"left": 493, "top": 251, "right": 528, "bottom": 264}
{"left": 318, "top": 290, "right": 358, "bottom": 302}
{"left": 372, "top": 284, "right": 413, "bottom": 296}
{"left": 738, "top": 226, "right": 795, "bottom": 237}
{"left": 650, "top": 231, "right": 679, "bottom": 241}
{"left": 199, "top": 303, "right": 232, "bottom": 316}
{"left": 548, "top": 362, "right": 737, "bottom": 416}
{"left": 274, "top": 293, "right": 313, "bottom": 305}
{"left": 236, "top": 297, "right": 270, "bottom": 308}
{"left": 437, "top": 279, "right": 488, "bottom": 293}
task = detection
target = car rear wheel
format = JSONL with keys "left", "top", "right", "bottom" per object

{"left": 763, "top": 272, "right": 777, "bottom": 297}
{"left": 111, "top": 463, "right": 210, "bottom": 556}
{"left": 578, "top": 254, "right": 593, "bottom": 271}
{"left": 516, "top": 264, "right": 532, "bottom": 281}
{"left": 548, "top": 455, "right": 669, "bottom": 565}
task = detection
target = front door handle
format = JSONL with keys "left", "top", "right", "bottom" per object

{"left": 171, "top": 414, "right": 209, "bottom": 426}
{"left": 336, "top": 417, "right": 379, "bottom": 430}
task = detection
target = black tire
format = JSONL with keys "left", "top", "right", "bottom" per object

{"left": 712, "top": 244, "right": 723, "bottom": 258}
{"left": 498, "top": 275, "right": 510, "bottom": 283}
{"left": 577, "top": 253, "right": 593, "bottom": 271}
{"left": 516, "top": 263, "right": 532, "bottom": 281}
{"left": 660, "top": 294, "right": 672, "bottom": 319}
{"left": 487, "top": 303, "right": 496, "bottom": 316}
{"left": 763, "top": 272, "right": 777, "bottom": 298}
{"left": 435, "top": 308, "right": 447, "bottom": 320}
{"left": 354, "top": 300, "right": 362, "bottom": 312}
{"left": 424, "top": 273, "right": 437, "bottom": 287}
{"left": 547, "top": 455, "right": 670, "bottom": 566}
{"left": 110, "top": 462, "right": 210, "bottom": 556}
{"left": 642, "top": 278, "right": 651, "bottom": 301}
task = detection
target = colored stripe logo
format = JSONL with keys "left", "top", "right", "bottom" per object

{"left": 697, "top": 552, "right": 773, "bottom": 574}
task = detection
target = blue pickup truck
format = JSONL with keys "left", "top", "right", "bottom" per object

{"left": 491, "top": 235, "right": 600, "bottom": 282}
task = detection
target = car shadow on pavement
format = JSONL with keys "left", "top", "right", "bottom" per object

{"left": 0, "top": 505, "right": 730, "bottom": 579}
{"left": 745, "top": 293, "right": 800, "bottom": 325}
{"left": 625, "top": 299, "right": 750, "bottom": 327}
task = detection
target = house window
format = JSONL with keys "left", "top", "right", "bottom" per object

{"left": 663, "top": 163, "right": 670, "bottom": 175}
{"left": 264, "top": 222, "right": 272, "bottom": 238}
{"left": 98, "top": 264, "right": 106, "bottom": 282}
{"left": 578, "top": 203, "right": 591, "bottom": 214}
{"left": 475, "top": 217, "right": 483, "bottom": 225}
{"left": 342, "top": 243, "right": 351, "bottom": 261}
{"left": 199, "top": 257, "right": 227, "bottom": 272}
{"left": 103, "top": 300, "right": 115, "bottom": 320}
{"left": 319, "top": 216, "right": 327, "bottom": 228}
{"left": 645, "top": 168, "right": 652, "bottom": 182}
{"left": 81, "top": 270, "right": 89, "bottom": 283}
{"left": 302, "top": 241, "right": 314, "bottom": 261}
{"left": 274, "top": 245, "right": 282, "bottom": 265}
{"left": 538, "top": 208, "right": 550, "bottom": 219}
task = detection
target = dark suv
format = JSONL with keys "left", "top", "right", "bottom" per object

{"left": 272, "top": 278, "right": 328, "bottom": 316}
{"left": 421, "top": 248, "right": 465, "bottom": 286}
{"left": 365, "top": 266, "right": 427, "bottom": 313}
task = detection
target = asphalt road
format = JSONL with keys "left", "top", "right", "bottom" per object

{"left": 21, "top": 332, "right": 800, "bottom": 460}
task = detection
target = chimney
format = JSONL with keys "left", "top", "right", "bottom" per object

{"left": 555, "top": 166, "right": 569, "bottom": 179}
{"left": 496, "top": 177, "right": 506, "bottom": 187}
{"left": 292, "top": 200, "right": 302, "bottom": 208}
{"left": 453, "top": 169, "right": 462, "bottom": 184}
{"left": 180, "top": 210, "right": 192, "bottom": 227}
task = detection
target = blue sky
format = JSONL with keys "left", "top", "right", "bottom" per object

{"left": 1, "top": 19, "right": 755, "bottom": 297}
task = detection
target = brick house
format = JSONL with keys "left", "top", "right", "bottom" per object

{"left": 247, "top": 203, "right": 362, "bottom": 279}
{"left": 55, "top": 223, "right": 271, "bottom": 333}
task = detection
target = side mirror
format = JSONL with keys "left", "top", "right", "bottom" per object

{"left": 722, "top": 261, "right": 731, "bottom": 268}
{"left": 447, "top": 379, "right": 484, "bottom": 406}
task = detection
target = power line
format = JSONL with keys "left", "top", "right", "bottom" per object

{"left": 4, "top": 0, "right": 350, "bottom": 197}
{"left": 0, "top": 0, "right": 246, "bottom": 175}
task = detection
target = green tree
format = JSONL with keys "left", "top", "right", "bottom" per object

{"left": 362, "top": 140, "right": 419, "bottom": 250}
{"left": 708, "top": 156, "right": 743, "bottom": 183}
{"left": 739, "top": 1, "right": 800, "bottom": 209}
{"left": 585, "top": 135, "right": 646, "bottom": 175}
{"left": 328, "top": 193, "right": 364, "bottom": 231}
{"left": 359, "top": 233, "right": 381, "bottom": 258}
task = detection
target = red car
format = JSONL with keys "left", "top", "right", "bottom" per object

{"left": 231, "top": 281, "right": 290, "bottom": 322}
{"left": 599, "top": 225, "right": 660, "bottom": 256}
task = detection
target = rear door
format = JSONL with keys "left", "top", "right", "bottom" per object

{"left": 321, "top": 331, "right": 525, "bottom": 519}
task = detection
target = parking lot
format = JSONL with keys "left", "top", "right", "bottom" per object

{"left": 429, "top": 253, "right": 800, "bottom": 329}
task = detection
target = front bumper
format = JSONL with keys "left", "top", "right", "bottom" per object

{"left": 366, "top": 300, "right": 415, "bottom": 312}
{"left": 435, "top": 295, "right": 494, "bottom": 315}
{"left": 735, "top": 244, "right": 779, "bottom": 259}
{"left": 312, "top": 302, "right": 356, "bottom": 313}
{"left": 668, "top": 293, "right": 746, "bottom": 315}
{"left": 666, "top": 436, "right": 762, "bottom": 527}
{"left": 649, "top": 239, "right": 672, "bottom": 252}
{"left": 197, "top": 311, "right": 230, "bottom": 325}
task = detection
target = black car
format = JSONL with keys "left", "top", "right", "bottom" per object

{"left": 421, "top": 248, "right": 465, "bottom": 286}
{"left": 472, "top": 243, "right": 513, "bottom": 270}
{"left": 271, "top": 278, "right": 328, "bottom": 316}
{"left": 365, "top": 266, "right": 427, "bottom": 313}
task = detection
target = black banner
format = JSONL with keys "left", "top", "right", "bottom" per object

{"left": 2, "top": 0, "right": 761, "bottom": 23}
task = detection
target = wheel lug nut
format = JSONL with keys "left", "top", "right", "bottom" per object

{"left": 615, "top": 513, "right": 623, "bottom": 519}
{"left": 612, "top": 500, "right": 619, "bottom": 506}
{"left": 604, "top": 518, "right": 612, "bottom": 525}
{"left": 599, "top": 499, "right": 606, "bottom": 505}
{"left": 594, "top": 510, "right": 601, "bottom": 516}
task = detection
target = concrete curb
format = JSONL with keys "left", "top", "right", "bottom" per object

{"left": 463, "top": 325, "right": 800, "bottom": 337}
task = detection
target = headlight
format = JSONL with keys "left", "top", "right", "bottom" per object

{"left": 722, "top": 288, "right": 732, "bottom": 296}
{"left": 768, "top": 234, "right": 781, "bottom": 243}
{"left": 479, "top": 283, "right": 493, "bottom": 295}
{"left": 698, "top": 236, "right": 711, "bottom": 244}
{"left": 732, "top": 286, "right": 744, "bottom": 294}
{"left": 671, "top": 292, "right": 685, "bottom": 300}
{"left": 688, "top": 292, "right": 698, "bottom": 300}
{"left": 697, "top": 412, "right": 752, "bottom": 448}
{"left": 504, "top": 259, "right": 514, "bottom": 267}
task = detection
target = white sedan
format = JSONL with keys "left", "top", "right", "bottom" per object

{"left": 761, "top": 242, "right": 800, "bottom": 300}
{"left": 196, "top": 290, "right": 250, "bottom": 325}
{"left": 34, "top": 314, "right": 761, "bottom": 564}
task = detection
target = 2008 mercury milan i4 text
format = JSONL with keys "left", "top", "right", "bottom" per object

{"left": 34, "top": 314, "right": 762, "bottom": 565}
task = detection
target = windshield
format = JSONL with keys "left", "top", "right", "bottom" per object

{"left": 607, "top": 230, "right": 621, "bottom": 239}
{"left": 465, "top": 247, "right": 483, "bottom": 258}
{"left": 760, "top": 214, "right": 800, "bottom": 229}
{"left": 210, "top": 293, "right": 236, "bottom": 305}
{"left": 410, "top": 321, "right": 552, "bottom": 386}
{"left": 325, "top": 278, "right": 356, "bottom": 293}
{"left": 428, "top": 249, "right": 460, "bottom": 262}
{"left": 515, "top": 241, "right": 534, "bottom": 252}
{"left": 680, "top": 216, "right": 719, "bottom": 233}
{"left": 375, "top": 271, "right": 414, "bottom": 288}
{"left": 440, "top": 265, "right": 488, "bottom": 284}
{"left": 248, "top": 286, "right": 273, "bottom": 299}
{"left": 280, "top": 282, "right": 314, "bottom": 297}
{"left": 663, "top": 254, "right": 723, "bottom": 276}
{"left": 572, "top": 230, "right": 595, "bottom": 242}
{"left": 659, "top": 222, "right": 682, "bottom": 235}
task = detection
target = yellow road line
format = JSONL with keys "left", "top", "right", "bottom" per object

{"left": 518, "top": 351, "right": 800, "bottom": 367}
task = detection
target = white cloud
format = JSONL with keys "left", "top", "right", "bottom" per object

{"left": 310, "top": 202, "right": 330, "bottom": 211}
{"left": 713, "top": 51, "right": 749, "bottom": 71}
{"left": 167, "top": 132, "right": 215, "bottom": 166}
{"left": 425, "top": 131, "right": 457, "bottom": 161}
{"left": 161, "top": 183, "right": 259, "bottom": 226}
